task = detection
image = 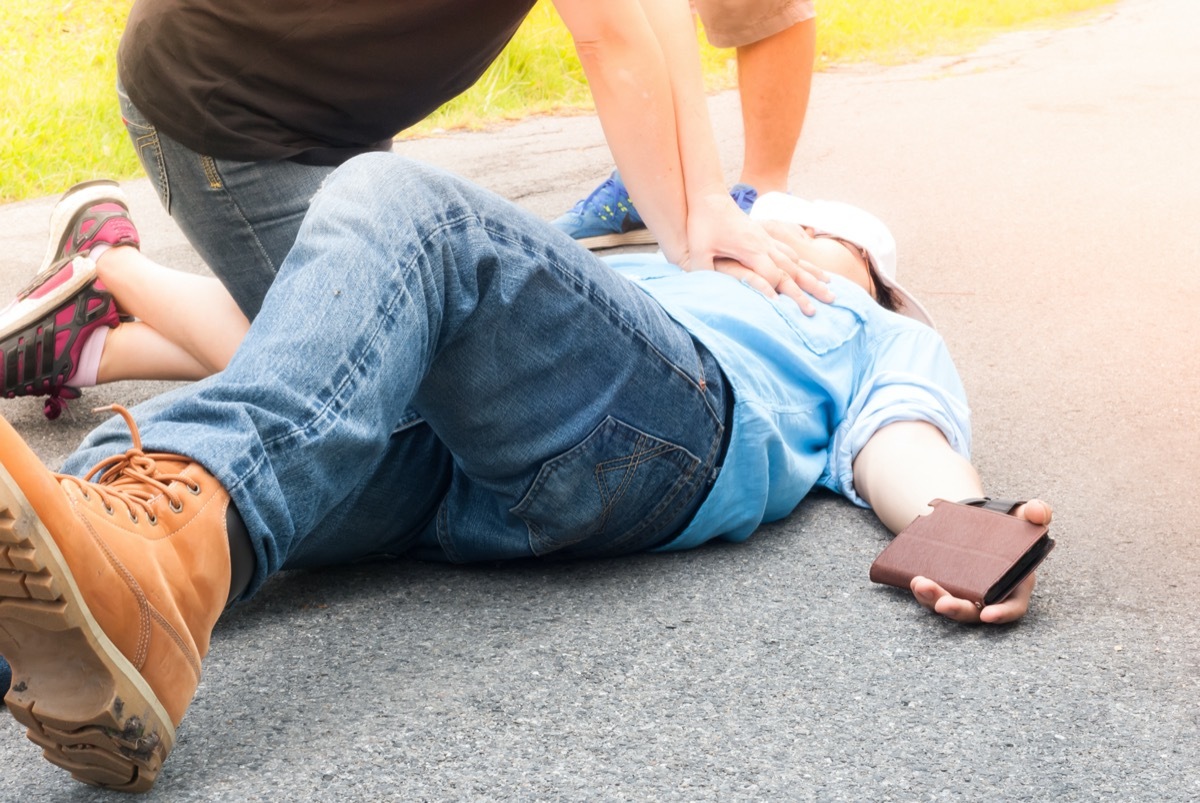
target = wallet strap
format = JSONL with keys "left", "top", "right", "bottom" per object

{"left": 957, "top": 496, "right": 1027, "bottom": 515}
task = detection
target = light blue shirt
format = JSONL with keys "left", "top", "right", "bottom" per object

{"left": 607, "top": 255, "right": 972, "bottom": 551}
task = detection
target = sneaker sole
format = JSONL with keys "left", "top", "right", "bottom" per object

{"left": 575, "top": 229, "right": 659, "bottom": 250}
{"left": 0, "top": 463, "right": 175, "bottom": 792}
{"left": 0, "top": 256, "right": 101, "bottom": 342}
{"left": 31, "top": 180, "right": 129, "bottom": 289}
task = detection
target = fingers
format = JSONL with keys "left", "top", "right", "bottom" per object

{"left": 712, "top": 260, "right": 791, "bottom": 304}
{"left": 712, "top": 255, "right": 832, "bottom": 315}
{"left": 684, "top": 207, "right": 836, "bottom": 313}
{"left": 788, "top": 257, "right": 836, "bottom": 304}
{"left": 979, "top": 573, "right": 1036, "bottom": 624}
{"left": 910, "top": 576, "right": 982, "bottom": 623}
{"left": 755, "top": 220, "right": 834, "bottom": 298}
{"left": 710, "top": 262, "right": 816, "bottom": 312}
{"left": 757, "top": 219, "right": 816, "bottom": 255}
{"left": 910, "top": 573, "right": 1035, "bottom": 625}
{"left": 751, "top": 238, "right": 836, "bottom": 303}
{"left": 906, "top": 501, "right": 1049, "bottom": 625}
{"left": 1014, "top": 498, "right": 1053, "bottom": 526}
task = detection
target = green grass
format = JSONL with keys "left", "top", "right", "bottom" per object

{"left": 1, "top": 0, "right": 1117, "bottom": 203}
{"left": 814, "top": 0, "right": 1119, "bottom": 65}
{"left": 1, "top": 1, "right": 136, "bottom": 203}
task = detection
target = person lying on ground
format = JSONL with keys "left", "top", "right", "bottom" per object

{"left": 0, "top": 153, "right": 1051, "bottom": 791}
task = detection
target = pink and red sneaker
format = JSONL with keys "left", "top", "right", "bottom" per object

{"left": 0, "top": 181, "right": 138, "bottom": 419}
{"left": 25, "top": 179, "right": 140, "bottom": 293}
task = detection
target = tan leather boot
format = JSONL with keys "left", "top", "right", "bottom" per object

{"left": 0, "top": 405, "right": 231, "bottom": 792}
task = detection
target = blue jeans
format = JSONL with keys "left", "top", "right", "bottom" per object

{"left": 64, "top": 154, "right": 729, "bottom": 597}
{"left": 119, "top": 83, "right": 335, "bottom": 319}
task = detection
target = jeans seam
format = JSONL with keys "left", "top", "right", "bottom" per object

{"left": 237, "top": 196, "right": 714, "bottom": 562}
{"left": 139, "top": 131, "right": 170, "bottom": 210}
{"left": 465, "top": 213, "right": 721, "bottom": 554}
{"left": 195, "top": 156, "right": 285, "bottom": 290}
{"left": 517, "top": 416, "right": 711, "bottom": 557}
{"left": 593, "top": 434, "right": 675, "bottom": 534}
{"left": 122, "top": 109, "right": 171, "bottom": 212}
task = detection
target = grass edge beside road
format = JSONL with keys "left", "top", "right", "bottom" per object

{"left": 1, "top": 0, "right": 1118, "bottom": 204}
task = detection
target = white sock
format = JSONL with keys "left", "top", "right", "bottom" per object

{"left": 73, "top": 327, "right": 109, "bottom": 388}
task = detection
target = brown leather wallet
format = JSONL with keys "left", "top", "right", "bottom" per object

{"left": 869, "top": 498, "right": 1055, "bottom": 608}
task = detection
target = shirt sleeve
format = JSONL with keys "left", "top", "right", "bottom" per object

{"left": 824, "top": 326, "right": 972, "bottom": 507}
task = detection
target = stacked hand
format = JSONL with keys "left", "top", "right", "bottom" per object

{"left": 675, "top": 190, "right": 835, "bottom": 315}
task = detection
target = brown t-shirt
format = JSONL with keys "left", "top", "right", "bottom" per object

{"left": 119, "top": 0, "right": 536, "bottom": 165}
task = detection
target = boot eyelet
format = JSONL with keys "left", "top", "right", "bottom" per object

{"left": 169, "top": 499, "right": 184, "bottom": 513}
{"left": 104, "top": 503, "right": 115, "bottom": 515}
{"left": 81, "top": 489, "right": 91, "bottom": 501}
{"left": 147, "top": 513, "right": 158, "bottom": 525}
{"left": 187, "top": 482, "right": 202, "bottom": 495}
{"left": 129, "top": 512, "right": 139, "bottom": 524}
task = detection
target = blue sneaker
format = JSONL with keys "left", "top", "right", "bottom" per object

{"left": 554, "top": 173, "right": 761, "bottom": 250}
{"left": 552, "top": 171, "right": 657, "bottom": 249}
{"left": 729, "top": 182, "right": 759, "bottom": 213}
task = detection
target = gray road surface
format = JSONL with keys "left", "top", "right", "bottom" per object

{"left": 1, "top": 0, "right": 1197, "bottom": 799}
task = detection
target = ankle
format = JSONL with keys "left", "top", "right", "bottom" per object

{"left": 72, "top": 327, "right": 111, "bottom": 388}
{"left": 93, "top": 243, "right": 140, "bottom": 272}
{"left": 738, "top": 173, "right": 789, "bottom": 195}
{"left": 226, "top": 502, "right": 255, "bottom": 605}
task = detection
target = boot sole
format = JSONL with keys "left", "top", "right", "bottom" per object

{"left": 0, "top": 466, "right": 175, "bottom": 792}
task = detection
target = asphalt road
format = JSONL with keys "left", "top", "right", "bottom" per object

{"left": 1, "top": 0, "right": 1197, "bottom": 799}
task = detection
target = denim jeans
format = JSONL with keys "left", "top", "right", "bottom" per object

{"left": 119, "top": 83, "right": 335, "bottom": 320}
{"left": 64, "top": 154, "right": 729, "bottom": 597}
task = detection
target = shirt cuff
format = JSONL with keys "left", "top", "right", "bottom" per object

{"left": 829, "top": 373, "right": 972, "bottom": 507}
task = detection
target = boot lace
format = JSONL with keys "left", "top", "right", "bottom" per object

{"left": 58, "top": 405, "right": 200, "bottom": 524}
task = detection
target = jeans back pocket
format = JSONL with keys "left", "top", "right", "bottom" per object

{"left": 511, "top": 416, "right": 703, "bottom": 558}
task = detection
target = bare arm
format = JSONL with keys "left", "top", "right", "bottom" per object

{"left": 551, "top": 0, "right": 833, "bottom": 311}
{"left": 552, "top": 0, "right": 688, "bottom": 255}
{"left": 852, "top": 420, "right": 1052, "bottom": 624}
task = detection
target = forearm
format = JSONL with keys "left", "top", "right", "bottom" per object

{"left": 853, "top": 420, "right": 1049, "bottom": 625}
{"left": 633, "top": 0, "right": 727, "bottom": 201}
{"left": 851, "top": 420, "right": 983, "bottom": 534}
{"left": 555, "top": 0, "right": 724, "bottom": 261}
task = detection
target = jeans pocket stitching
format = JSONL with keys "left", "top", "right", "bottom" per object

{"left": 513, "top": 417, "right": 703, "bottom": 556}
{"left": 137, "top": 131, "right": 171, "bottom": 213}
{"left": 200, "top": 155, "right": 224, "bottom": 190}
{"left": 592, "top": 435, "right": 678, "bottom": 532}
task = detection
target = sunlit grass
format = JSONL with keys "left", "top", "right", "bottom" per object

{"left": 1, "top": 0, "right": 1117, "bottom": 203}
{"left": 1, "top": 1, "right": 138, "bottom": 203}
{"left": 815, "top": 0, "right": 1119, "bottom": 65}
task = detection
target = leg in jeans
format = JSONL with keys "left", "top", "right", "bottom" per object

{"left": 119, "top": 83, "right": 335, "bottom": 319}
{"left": 0, "top": 153, "right": 724, "bottom": 787}
{"left": 0, "top": 83, "right": 310, "bottom": 397}
{"left": 64, "top": 153, "right": 728, "bottom": 595}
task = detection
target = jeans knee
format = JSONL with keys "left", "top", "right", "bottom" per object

{"left": 324, "top": 154, "right": 459, "bottom": 212}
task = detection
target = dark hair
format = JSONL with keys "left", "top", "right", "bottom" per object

{"left": 868, "top": 264, "right": 899, "bottom": 312}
